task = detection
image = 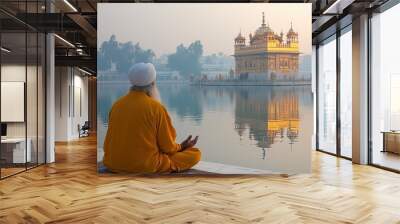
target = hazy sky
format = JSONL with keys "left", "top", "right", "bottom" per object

{"left": 98, "top": 3, "right": 312, "bottom": 56}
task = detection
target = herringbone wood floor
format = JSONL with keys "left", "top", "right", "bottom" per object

{"left": 1, "top": 135, "right": 400, "bottom": 224}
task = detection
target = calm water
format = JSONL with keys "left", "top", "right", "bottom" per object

{"left": 97, "top": 82, "right": 313, "bottom": 173}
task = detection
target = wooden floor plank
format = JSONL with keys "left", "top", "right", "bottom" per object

{"left": 1, "top": 135, "right": 400, "bottom": 223}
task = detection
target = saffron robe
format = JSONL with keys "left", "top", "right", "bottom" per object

{"left": 103, "top": 91, "right": 201, "bottom": 173}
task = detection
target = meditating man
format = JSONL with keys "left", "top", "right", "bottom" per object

{"left": 103, "top": 62, "right": 201, "bottom": 173}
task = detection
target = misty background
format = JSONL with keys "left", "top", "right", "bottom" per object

{"left": 97, "top": 3, "right": 312, "bottom": 81}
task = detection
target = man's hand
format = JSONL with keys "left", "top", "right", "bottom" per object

{"left": 180, "top": 135, "right": 199, "bottom": 151}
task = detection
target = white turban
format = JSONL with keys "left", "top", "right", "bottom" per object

{"left": 128, "top": 63, "right": 156, "bottom": 87}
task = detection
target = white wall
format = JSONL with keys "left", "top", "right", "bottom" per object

{"left": 71, "top": 72, "right": 89, "bottom": 138}
{"left": 0, "top": 65, "right": 40, "bottom": 138}
{"left": 55, "top": 67, "right": 89, "bottom": 141}
{"left": 1, "top": 65, "right": 26, "bottom": 139}
{"left": 1, "top": 64, "right": 26, "bottom": 81}
{"left": 55, "top": 66, "right": 69, "bottom": 141}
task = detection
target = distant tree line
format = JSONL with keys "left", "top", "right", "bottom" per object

{"left": 98, "top": 35, "right": 155, "bottom": 74}
{"left": 98, "top": 35, "right": 204, "bottom": 79}
{"left": 167, "top": 41, "right": 203, "bottom": 78}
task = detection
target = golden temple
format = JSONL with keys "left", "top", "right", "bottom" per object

{"left": 234, "top": 12, "right": 300, "bottom": 80}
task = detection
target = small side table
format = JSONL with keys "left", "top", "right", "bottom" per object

{"left": 381, "top": 131, "right": 400, "bottom": 154}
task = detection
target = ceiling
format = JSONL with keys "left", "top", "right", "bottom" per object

{"left": 0, "top": 0, "right": 392, "bottom": 75}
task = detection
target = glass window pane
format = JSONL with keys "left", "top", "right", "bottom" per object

{"left": 0, "top": 1, "right": 46, "bottom": 179}
{"left": 317, "top": 36, "right": 337, "bottom": 154}
{"left": 38, "top": 33, "right": 46, "bottom": 165}
{"left": 1, "top": 31, "right": 27, "bottom": 177}
{"left": 26, "top": 0, "right": 40, "bottom": 169}
{"left": 340, "top": 28, "right": 352, "bottom": 158}
{"left": 27, "top": 31, "right": 38, "bottom": 169}
{"left": 371, "top": 4, "right": 400, "bottom": 171}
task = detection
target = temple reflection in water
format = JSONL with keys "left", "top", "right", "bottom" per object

{"left": 267, "top": 93, "right": 300, "bottom": 146}
{"left": 154, "top": 85, "right": 306, "bottom": 156}
{"left": 234, "top": 87, "right": 300, "bottom": 158}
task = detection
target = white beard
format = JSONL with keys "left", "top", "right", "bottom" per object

{"left": 149, "top": 84, "right": 161, "bottom": 102}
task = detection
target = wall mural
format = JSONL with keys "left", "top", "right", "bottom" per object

{"left": 97, "top": 3, "right": 313, "bottom": 174}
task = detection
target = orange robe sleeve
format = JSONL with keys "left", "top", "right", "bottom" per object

{"left": 157, "top": 106, "right": 181, "bottom": 155}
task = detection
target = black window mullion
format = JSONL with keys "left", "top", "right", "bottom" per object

{"left": 36, "top": 0, "right": 39, "bottom": 167}
{"left": 24, "top": 0, "right": 28, "bottom": 171}
{"left": 367, "top": 11, "right": 373, "bottom": 165}
{"left": 336, "top": 28, "right": 341, "bottom": 157}
{"left": 44, "top": 31, "right": 47, "bottom": 164}
{"left": 73, "top": 68, "right": 75, "bottom": 118}
{"left": 316, "top": 45, "right": 320, "bottom": 150}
